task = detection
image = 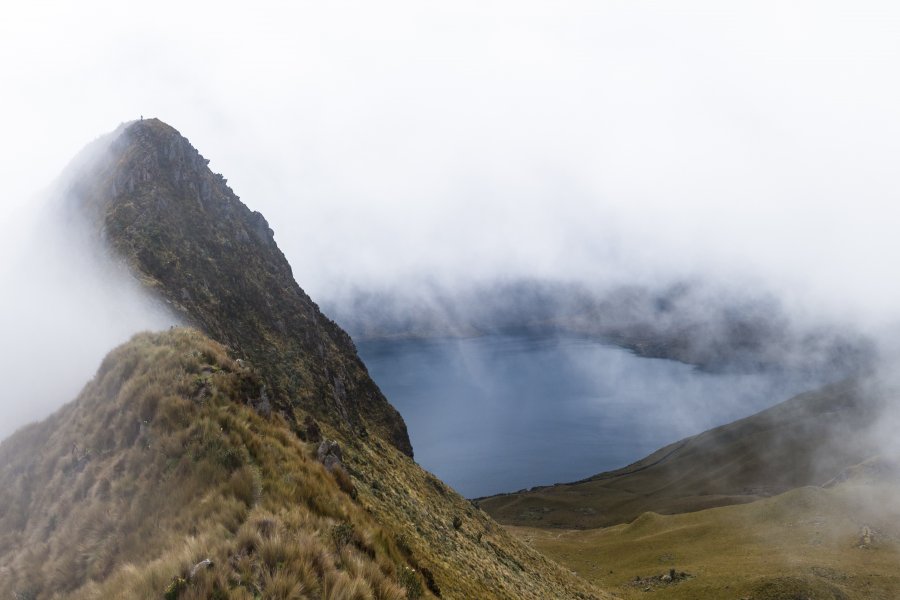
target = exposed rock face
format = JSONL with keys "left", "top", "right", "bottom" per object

{"left": 317, "top": 439, "right": 344, "bottom": 471}
{"left": 67, "top": 118, "right": 412, "bottom": 455}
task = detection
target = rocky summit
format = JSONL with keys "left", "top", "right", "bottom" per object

{"left": 67, "top": 118, "right": 411, "bottom": 456}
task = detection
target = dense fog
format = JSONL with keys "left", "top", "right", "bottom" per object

{"left": 3, "top": 1, "right": 900, "bottom": 441}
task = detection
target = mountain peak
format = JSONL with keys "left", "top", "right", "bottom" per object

{"left": 0, "top": 121, "right": 612, "bottom": 598}
{"left": 69, "top": 119, "right": 413, "bottom": 455}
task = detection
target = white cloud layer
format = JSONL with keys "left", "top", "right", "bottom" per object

{"left": 2, "top": 1, "right": 900, "bottom": 434}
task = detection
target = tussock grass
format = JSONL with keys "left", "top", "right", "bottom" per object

{"left": 0, "top": 328, "right": 606, "bottom": 599}
{"left": 43, "top": 119, "right": 609, "bottom": 599}
{"left": 0, "top": 329, "right": 412, "bottom": 599}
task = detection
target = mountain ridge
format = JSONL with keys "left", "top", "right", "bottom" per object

{"left": 67, "top": 118, "right": 412, "bottom": 456}
{"left": 0, "top": 119, "right": 608, "bottom": 599}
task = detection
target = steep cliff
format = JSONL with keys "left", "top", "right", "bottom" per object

{"left": 66, "top": 118, "right": 411, "bottom": 455}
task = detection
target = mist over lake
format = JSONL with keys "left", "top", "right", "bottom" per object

{"left": 358, "top": 335, "right": 834, "bottom": 498}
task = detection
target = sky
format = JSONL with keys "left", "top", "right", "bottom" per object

{"left": 2, "top": 1, "right": 900, "bottom": 436}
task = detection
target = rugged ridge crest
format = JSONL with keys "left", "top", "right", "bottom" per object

{"left": 67, "top": 118, "right": 412, "bottom": 456}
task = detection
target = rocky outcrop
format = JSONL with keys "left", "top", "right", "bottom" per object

{"left": 66, "top": 119, "right": 412, "bottom": 456}
{"left": 316, "top": 439, "right": 344, "bottom": 472}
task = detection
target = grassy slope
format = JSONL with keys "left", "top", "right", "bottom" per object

{"left": 479, "top": 379, "right": 883, "bottom": 528}
{"left": 0, "top": 329, "right": 606, "bottom": 600}
{"left": 508, "top": 483, "right": 900, "bottom": 600}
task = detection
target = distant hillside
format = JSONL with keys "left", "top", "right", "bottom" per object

{"left": 478, "top": 378, "right": 888, "bottom": 528}
{"left": 325, "top": 280, "right": 872, "bottom": 376}
{"left": 510, "top": 482, "right": 900, "bottom": 599}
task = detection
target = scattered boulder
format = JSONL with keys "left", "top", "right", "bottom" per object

{"left": 316, "top": 440, "right": 355, "bottom": 497}
{"left": 317, "top": 440, "right": 343, "bottom": 472}
{"left": 628, "top": 569, "right": 692, "bottom": 590}
{"left": 189, "top": 558, "right": 214, "bottom": 579}
{"left": 253, "top": 385, "right": 272, "bottom": 417}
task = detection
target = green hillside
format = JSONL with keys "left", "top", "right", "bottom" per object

{"left": 509, "top": 482, "right": 900, "bottom": 599}
{"left": 479, "top": 379, "right": 884, "bottom": 528}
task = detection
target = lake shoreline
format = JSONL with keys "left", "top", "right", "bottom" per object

{"left": 357, "top": 333, "right": 836, "bottom": 498}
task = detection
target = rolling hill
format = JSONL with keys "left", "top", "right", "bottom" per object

{"left": 478, "top": 378, "right": 887, "bottom": 528}
{"left": 509, "top": 482, "right": 900, "bottom": 599}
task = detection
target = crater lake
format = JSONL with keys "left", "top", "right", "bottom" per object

{"left": 357, "top": 335, "right": 832, "bottom": 498}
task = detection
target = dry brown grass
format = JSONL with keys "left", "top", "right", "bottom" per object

{"left": 0, "top": 328, "right": 606, "bottom": 599}
{"left": 40, "top": 118, "right": 609, "bottom": 598}
{"left": 0, "top": 329, "right": 412, "bottom": 599}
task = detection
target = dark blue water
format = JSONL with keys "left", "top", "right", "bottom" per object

{"left": 357, "top": 335, "right": 826, "bottom": 498}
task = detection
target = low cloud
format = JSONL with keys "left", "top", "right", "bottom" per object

{"left": 0, "top": 138, "right": 176, "bottom": 439}
{"left": 3, "top": 1, "right": 900, "bottom": 436}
